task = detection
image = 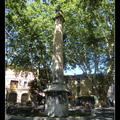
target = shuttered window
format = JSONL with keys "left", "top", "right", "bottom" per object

{"left": 77, "top": 78, "right": 80, "bottom": 83}
{"left": 65, "top": 79, "right": 68, "bottom": 84}
{"left": 77, "top": 86, "right": 80, "bottom": 93}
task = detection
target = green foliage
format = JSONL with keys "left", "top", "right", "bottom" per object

{"left": 5, "top": 0, "right": 115, "bottom": 96}
{"left": 29, "top": 67, "right": 52, "bottom": 94}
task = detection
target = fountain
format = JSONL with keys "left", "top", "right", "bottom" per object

{"left": 43, "top": 10, "right": 69, "bottom": 117}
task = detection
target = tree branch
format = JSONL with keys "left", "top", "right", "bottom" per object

{"left": 70, "top": 57, "right": 85, "bottom": 73}
{"left": 106, "top": 75, "right": 115, "bottom": 92}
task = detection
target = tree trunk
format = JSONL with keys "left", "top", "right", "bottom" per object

{"left": 98, "top": 94, "right": 108, "bottom": 107}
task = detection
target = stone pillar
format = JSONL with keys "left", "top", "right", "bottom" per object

{"left": 43, "top": 10, "right": 69, "bottom": 117}
{"left": 16, "top": 91, "right": 21, "bottom": 103}
{"left": 52, "top": 10, "right": 64, "bottom": 84}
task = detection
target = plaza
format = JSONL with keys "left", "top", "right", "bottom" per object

{"left": 5, "top": 1, "right": 115, "bottom": 119}
{"left": 5, "top": 107, "right": 115, "bottom": 120}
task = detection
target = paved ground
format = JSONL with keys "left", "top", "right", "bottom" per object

{"left": 5, "top": 107, "right": 115, "bottom": 120}
{"left": 91, "top": 107, "right": 115, "bottom": 120}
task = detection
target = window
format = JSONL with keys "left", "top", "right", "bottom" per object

{"left": 10, "top": 81, "right": 18, "bottom": 88}
{"left": 25, "top": 71, "right": 28, "bottom": 78}
{"left": 77, "top": 78, "right": 80, "bottom": 83}
{"left": 24, "top": 82, "right": 27, "bottom": 88}
{"left": 28, "top": 72, "right": 31, "bottom": 77}
{"left": 77, "top": 86, "right": 80, "bottom": 93}
{"left": 21, "top": 72, "right": 24, "bottom": 77}
{"left": 65, "top": 79, "right": 68, "bottom": 84}
{"left": 15, "top": 72, "right": 19, "bottom": 78}
{"left": 92, "top": 86, "right": 94, "bottom": 92}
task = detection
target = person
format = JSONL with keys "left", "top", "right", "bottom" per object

{"left": 80, "top": 99, "right": 82, "bottom": 105}
{"left": 91, "top": 100, "right": 95, "bottom": 105}
{"left": 109, "top": 98, "right": 114, "bottom": 106}
{"left": 89, "top": 101, "right": 92, "bottom": 114}
{"left": 74, "top": 100, "right": 76, "bottom": 107}
{"left": 82, "top": 101, "right": 85, "bottom": 106}
{"left": 70, "top": 100, "right": 73, "bottom": 108}
{"left": 109, "top": 98, "right": 111, "bottom": 107}
{"left": 111, "top": 100, "right": 114, "bottom": 106}
{"left": 5, "top": 103, "right": 9, "bottom": 114}
{"left": 86, "top": 101, "right": 89, "bottom": 106}
{"left": 113, "top": 100, "right": 115, "bottom": 106}
{"left": 77, "top": 99, "right": 79, "bottom": 106}
{"left": 32, "top": 102, "right": 35, "bottom": 107}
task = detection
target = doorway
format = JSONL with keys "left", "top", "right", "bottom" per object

{"left": 8, "top": 93, "right": 17, "bottom": 102}
{"left": 21, "top": 93, "right": 28, "bottom": 102}
{"left": 77, "top": 97, "right": 82, "bottom": 106}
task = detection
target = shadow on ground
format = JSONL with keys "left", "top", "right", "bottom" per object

{"left": 6, "top": 107, "right": 115, "bottom": 120}
{"left": 91, "top": 108, "right": 115, "bottom": 120}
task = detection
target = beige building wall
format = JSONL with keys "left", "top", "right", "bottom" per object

{"left": 5, "top": 67, "right": 34, "bottom": 103}
{"left": 5, "top": 66, "right": 99, "bottom": 104}
{"left": 64, "top": 75, "right": 97, "bottom": 103}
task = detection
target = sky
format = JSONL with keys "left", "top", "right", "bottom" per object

{"left": 63, "top": 65, "right": 95, "bottom": 75}
{"left": 63, "top": 65, "right": 83, "bottom": 75}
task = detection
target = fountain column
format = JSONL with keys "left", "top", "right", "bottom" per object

{"left": 43, "top": 10, "right": 69, "bottom": 117}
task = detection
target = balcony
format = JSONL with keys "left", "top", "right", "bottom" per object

{"left": 11, "top": 85, "right": 17, "bottom": 89}
{"left": 5, "top": 85, "right": 30, "bottom": 90}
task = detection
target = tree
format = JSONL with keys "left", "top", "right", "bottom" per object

{"left": 5, "top": 0, "right": 54, "bottom": 93}
{"left": 29, "top": 67, "right": 52, "bottom": 93}
{"left": 5, "top": 0, "right": 115, "bottom": 106}
{"left": 61, "top": 0, "right": 115, "bottom": 106}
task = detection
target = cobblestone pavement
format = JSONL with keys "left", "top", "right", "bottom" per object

{"left": 5, "top": 107, "right": 115, "bottom": 120}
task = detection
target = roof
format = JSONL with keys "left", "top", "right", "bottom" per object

{"left": 64, "top": 74, "right": 86, "bottom": 78}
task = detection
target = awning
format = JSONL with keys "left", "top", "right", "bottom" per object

{"left": 80, "top": 95, "right": 95, "bottom": 97}
{"left": 68, "top": 96, "right": 74, "bottom": 98}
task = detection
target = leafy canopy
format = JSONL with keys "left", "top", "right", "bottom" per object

{"left": 5, "top": 0, "right": 115, "bottom": 95}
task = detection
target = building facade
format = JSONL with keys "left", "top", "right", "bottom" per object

{"left": 5, "top": 67, "right": 35, "bottom": 103}
{"left": 6, "top": 66, "right": 114, "bottom": 105}
{"left": 63, "top": 74, "right": 98, "bottom": 105}
{"left": 5, "top": 68, "right": 98, "bottom": 104}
